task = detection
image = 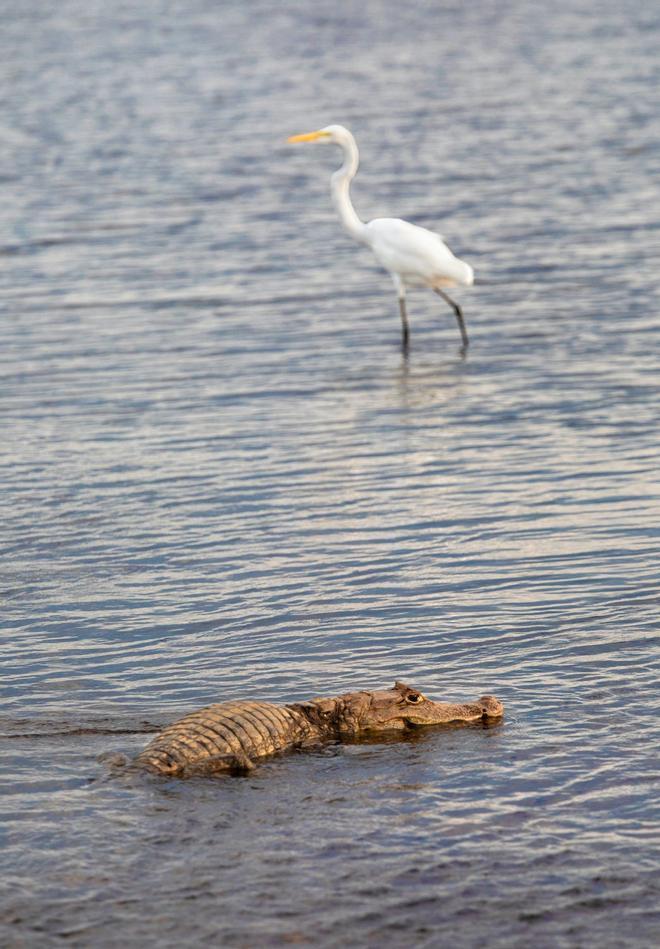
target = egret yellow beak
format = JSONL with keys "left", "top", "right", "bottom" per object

{"left": 287, "top": 130, "right": 331, "bottom": 143}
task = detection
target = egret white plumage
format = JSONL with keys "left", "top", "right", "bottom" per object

{"left": 287, "top": 125, "right": 474, "bottom": 349}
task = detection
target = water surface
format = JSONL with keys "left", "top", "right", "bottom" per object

{"left": 2, "top": 1, "right": 660, "bottom": 946}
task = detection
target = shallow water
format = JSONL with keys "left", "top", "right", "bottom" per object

{"left": 2, "top": 0, "right": 660, "bottom": 946}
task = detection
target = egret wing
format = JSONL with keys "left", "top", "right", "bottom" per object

{"left": 366, "top": 217, "right": 467, "bottom": 287}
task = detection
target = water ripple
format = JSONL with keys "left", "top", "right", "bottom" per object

{"left": 2, "top": 0, "right": 660, "bottom": 946}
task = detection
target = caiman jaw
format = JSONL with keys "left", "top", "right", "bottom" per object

{"left": 404, "top": 717, "right": 435, "bottom": 729}
{"left": 359, "top": 685, "right": 504, "bottom": 732}
{"left": 404, "top": 694, "right": 505, "bottom": 727}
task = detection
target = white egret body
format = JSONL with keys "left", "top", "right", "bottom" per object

{"left": 287, "top": 124, "right": 473, "bottom": 349}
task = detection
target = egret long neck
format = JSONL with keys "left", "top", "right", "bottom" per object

{"left": 331, "top": 137, "right": 368, "bottom": 245}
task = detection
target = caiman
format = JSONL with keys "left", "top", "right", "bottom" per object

{"left": 132, "top": 681, "right": 504, "bottom": 777}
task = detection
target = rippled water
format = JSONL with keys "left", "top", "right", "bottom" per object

{"left": 2, "top": 1, "right": 660, "bottom": 946}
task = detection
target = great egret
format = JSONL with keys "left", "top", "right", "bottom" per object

{"left": 287, "top": 124, "right": 474, "bottom": 350}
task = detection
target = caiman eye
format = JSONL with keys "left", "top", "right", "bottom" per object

{"left": 406, "top": 693, "right": 423, "bottom": 704}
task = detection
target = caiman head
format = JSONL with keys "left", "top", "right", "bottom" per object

{"left": 290, "top": 681, "right": 504, "bottom": 738}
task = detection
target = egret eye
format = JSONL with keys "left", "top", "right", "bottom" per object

{"left": 406, "top": 693, "right": 422, "bottom": 704}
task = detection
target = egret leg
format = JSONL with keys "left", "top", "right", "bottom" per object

{"left": 435, "top": 289, "right": 469, "bottom": 349}
{"left": 391, "top": 275, "right": 409, "bottom": 350}
{"left": 399, "top": 296, "right": 410, "bottom": 349}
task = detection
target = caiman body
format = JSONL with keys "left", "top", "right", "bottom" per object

{"left": 133, "top": 682, "right": 504, "bottom": 777}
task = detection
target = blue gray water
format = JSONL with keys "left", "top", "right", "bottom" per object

{"left": 2, "top": 0, "right": 659, "bottom": 945}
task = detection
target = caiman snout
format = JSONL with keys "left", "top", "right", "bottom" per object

{"left": 478, "top": 695, "right": 505, "bottom": 719}
{"left": 399, "top": 687, "right": 505, "bottom": 728}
